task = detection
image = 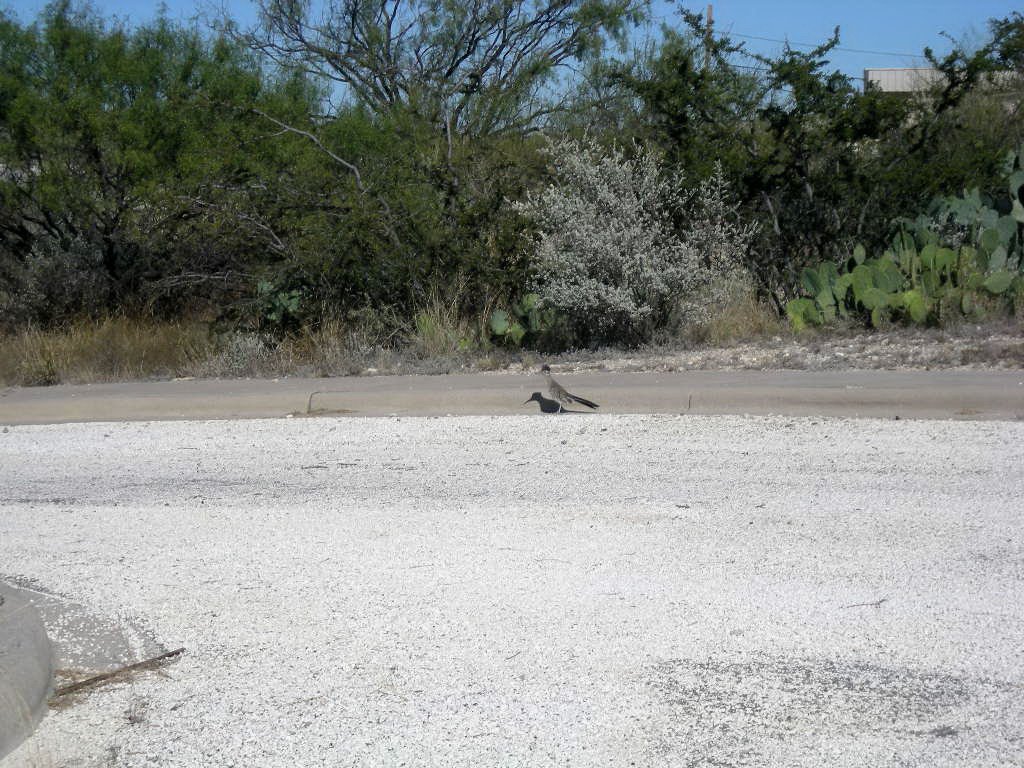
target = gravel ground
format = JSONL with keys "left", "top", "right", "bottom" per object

{"left": 2, "top": 414, "right": 1023, "bottom": 767}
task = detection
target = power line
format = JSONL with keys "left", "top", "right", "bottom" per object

{"left": 646, "top": 14, "right": 931, "bottom": 60}
{"left": 728, "top": 32, "right": 929, "bottom": 60}
{"left": 717, "top": 62, "right": 866, "bottom": 82}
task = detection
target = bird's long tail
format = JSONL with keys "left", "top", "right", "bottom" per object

{"left": 569, "top": 393, "right": 599, "bottom": 409}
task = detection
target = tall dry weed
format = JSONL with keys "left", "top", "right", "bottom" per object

{"left": 702, "top": 292, "right": 785, "bottom": 344}
{"left": 0, "top": 318, "right": 211, "bottom": 386}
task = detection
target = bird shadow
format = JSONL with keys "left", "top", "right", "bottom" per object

{"left": 522, "top": 392, "right": 588, "bottom": 414}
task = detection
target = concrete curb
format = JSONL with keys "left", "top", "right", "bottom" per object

{"left": 0, "top": 582, "right": 53, "bottom": 761}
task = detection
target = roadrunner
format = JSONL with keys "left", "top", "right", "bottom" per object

{"left": 541, "top": 365, "right": 599, "bottom": 412}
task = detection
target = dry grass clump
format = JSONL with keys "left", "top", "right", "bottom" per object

{"left": 701, "top": 292, "right": 786, "bottom": 344}
{"left": 0, "top": 303, "right": 506, "bottom": 386}
{"left": 270, "top": 312, "right": 406, "bottom": 377}
{"left": 669, "top": 282, "right": 787, "bottom": 348}
{"left": 0, "top": 318, "right": 212, "bottom": 386}
{"left": 0, "top": 295, "right": 784, "bottom": 387}
{"left": 407, "top": 288, "right": 494, "bottom": 360}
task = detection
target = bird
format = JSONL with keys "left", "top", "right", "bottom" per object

{"left": 523, "top": 392, "right": 565, "bottom": 413}
{"left": 541, "top": 364, "right": 599, "bottom": 411}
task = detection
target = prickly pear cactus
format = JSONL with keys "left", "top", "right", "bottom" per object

{"left": 489, "top": 293, "right": 552, "bottom": 346}
{"left": 786, "top": 147, "right": 1024, "bottom": 330}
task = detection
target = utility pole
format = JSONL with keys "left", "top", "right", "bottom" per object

{"left": 704, "top": 4, "right": 714, "bottom": 72}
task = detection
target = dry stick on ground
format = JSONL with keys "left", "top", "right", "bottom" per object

{"left": 306, "top": 390, "right": 355, "bottom": 414}
{"left": 53, "top": 648, "right": 186, "bottom": 697}
{"left": 301, "top": 392, "right": 359, "bottom": 417}
{"left": 307, "top": 390, "right": 323, "bottom": 414}
{"left": 841, "top": 596, "right": 890, "bottom": 609}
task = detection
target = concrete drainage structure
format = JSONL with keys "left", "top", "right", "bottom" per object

{"left": 0, "top": 581, "right": 53, "bottom": 761}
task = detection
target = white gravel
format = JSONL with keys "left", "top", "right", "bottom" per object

{"left": 1, "top": 414, "right": 1023, "bottom": 767}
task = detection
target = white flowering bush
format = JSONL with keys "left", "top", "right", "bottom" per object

{"left": 514, "top": 137, "right": 755, "bottom": 344}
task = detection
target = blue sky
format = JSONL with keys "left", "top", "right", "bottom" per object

{"left": 2, "top": 0, "right": 1020, "bottom": 82}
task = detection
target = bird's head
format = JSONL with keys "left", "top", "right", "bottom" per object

{"left": 523, "top": 392, "right": 544, "bottom": 405}
{"left": 540, "top": 364, "right": 551, "bottom": 373}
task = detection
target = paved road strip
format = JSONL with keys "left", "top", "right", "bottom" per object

{"left": 2, "top": 369, "right": 1022, "bottom": 423}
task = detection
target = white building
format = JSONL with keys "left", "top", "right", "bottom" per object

{"left": 862, "top": 68, "right": 944, "bottom": 93}
{"left": 864, "top": 67, "right": 1021, "bottom": 94}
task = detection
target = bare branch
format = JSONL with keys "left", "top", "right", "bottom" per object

{"left": 252, "top": 107, "right": 365, "bottom": 190}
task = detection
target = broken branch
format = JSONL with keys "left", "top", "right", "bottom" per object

{"left": 53, "top": 647, "right": 186, "bottom": 697}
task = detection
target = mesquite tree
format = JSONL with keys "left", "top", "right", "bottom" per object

{"left": 236, "top": 0, "right": 645, "bottom": 285}
{"left": 246, "top": 0, "right": 642, "bottom": 137}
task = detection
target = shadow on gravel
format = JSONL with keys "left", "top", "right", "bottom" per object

{"left": 647, "top": 654, "right": 1023, "bottom": 763}
{"left": 1, "top": 577, "right": 171, "bottom": 701}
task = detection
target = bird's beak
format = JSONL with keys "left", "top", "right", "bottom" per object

{"left": 522, "top": 398, "right": 532, "bottom": 405}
